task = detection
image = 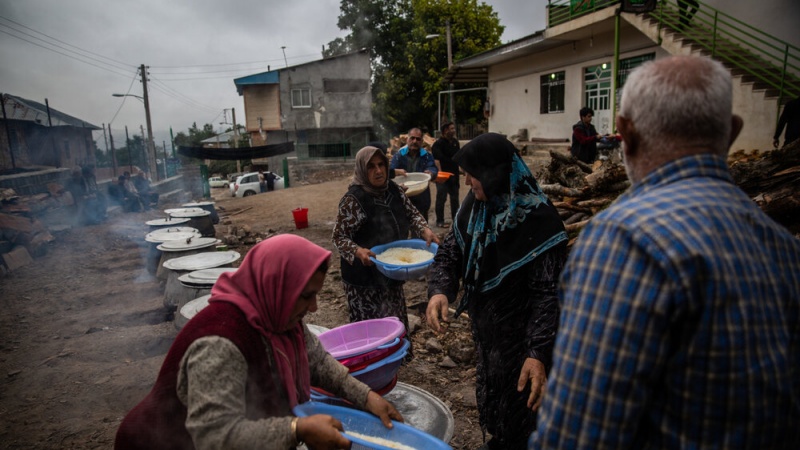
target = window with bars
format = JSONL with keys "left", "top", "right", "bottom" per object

{"left": 584, "top": 63, "right": 612, "bottom": 112}
{"left": 540, "top": 71, "right": 565, "bottom": 114}
{"left": 617, "top": 53, "right": 656, "bottom": 88}
{"left": 291, "top": 88, "right": 311, "bottom": 108}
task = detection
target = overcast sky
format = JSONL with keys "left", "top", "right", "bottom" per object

{"left": 0, "top": 0, "right": 548, "bottom": 147}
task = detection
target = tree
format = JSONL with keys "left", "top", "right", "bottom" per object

{"left": 326, "top": 0, "right": 503, "bottom": 134}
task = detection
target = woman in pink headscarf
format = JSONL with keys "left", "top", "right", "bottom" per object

{"left": 115, "top": 234, "right": 402, "bottom": 450}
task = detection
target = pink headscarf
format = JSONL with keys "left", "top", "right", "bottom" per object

{"left": 210, "top": 234, "right": 331, "bottom": 406}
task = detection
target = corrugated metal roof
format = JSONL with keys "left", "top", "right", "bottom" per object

{"left": 1, "top": 94, "right": 101, "bottom": 130}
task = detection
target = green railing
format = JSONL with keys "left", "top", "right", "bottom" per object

{"left": 546, "top": 0, "right": 800, "bottom": 107}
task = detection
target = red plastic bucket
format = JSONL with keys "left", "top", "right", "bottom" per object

{"left": 292, "top": 207, "right": 309, "bottom": 229}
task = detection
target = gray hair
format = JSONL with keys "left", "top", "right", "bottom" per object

{"left": 619, "top": 56, "right": 732, "bottom": 155}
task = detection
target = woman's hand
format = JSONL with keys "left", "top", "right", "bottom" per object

{"left": 394, "top": 168, "right": 407, "bottom": 177}
{"left": 421, "top": 228, "right": 440, "bottom": 246}
{"left": 426, "top": 294, "right": 450, "bottom": 333}
{"left": 517, "top": 358, "right": 547, "bottom": 411}
{"left": 296, "top": 415, "right": 351, "bottom": 450}
{"left": 364, "top": 391, "right": 404, "bottom": 427}
{"left": 355, "top": 247, "right": 375, "bottom": 266}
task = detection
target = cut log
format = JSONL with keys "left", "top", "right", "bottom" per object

{"left": 549, "top": 150, "right": 593, "bottom": 174}
{"left": 564, "top": 212, "right": 590, "bottom": 225}
{"left": 552, "top": 201, "right": 592, "bottom": 214}
{"left": 564, "top": 219, "right": 591, "bottom": 233}
{"left": 584, "top": 164, "right": 628, "bottom": 190}
{"left": 541, "top": 184, "right": 587, "bottom": 199}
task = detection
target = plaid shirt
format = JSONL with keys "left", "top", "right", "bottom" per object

{"left": 531, "top": 154, "right": 800, "bottom": 449}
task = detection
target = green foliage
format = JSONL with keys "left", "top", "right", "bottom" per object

{"left": 326, "top": 0, "right": 502, "bottom": 134}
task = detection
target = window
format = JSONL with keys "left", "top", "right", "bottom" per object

{"left": 617, "top": 53, "right": 655, "bottom": 89}
{"left": 323, "top": 79, "right": 368, "bottom": 93}
{"left": 584, "top": 63, "right": 612, "bottom": 112}
{"left": 540, "top": 71, "right": 565, "bottom": 114}
{"left": 291, "top": 88, "right": 311, "bottom": 108}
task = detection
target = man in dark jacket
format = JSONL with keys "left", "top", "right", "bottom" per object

{"left": 773, "top": 96, "right": 800, "bottom": 148}
{"left": 571, "top": 107, "right": 601, "bottom": 164}
{"left": 432, "top": 121, "right": 461, "bottom": 228}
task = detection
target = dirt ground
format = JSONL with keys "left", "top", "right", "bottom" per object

{"left": 0, "top": 174, "right": 485, "bottom": 449}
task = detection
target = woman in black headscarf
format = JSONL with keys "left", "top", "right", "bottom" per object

{"left": 332, "top": 146, "right": 438, "bottom": 354}
{"left": 426, "top": 133, "right": 568, "bottom": 450}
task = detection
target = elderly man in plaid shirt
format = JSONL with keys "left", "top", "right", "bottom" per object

{"left": 531, "top": 55, "right": 800, "bottom": 449}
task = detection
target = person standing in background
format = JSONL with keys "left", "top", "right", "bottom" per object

{"left": 773, "top": 96, "right": 800, "bottom": 148}
{"left": 570, "top": 107, "right": 601, "bottom": 164}
{"left": 432, "top": 121, "right": 461, "bottom": 229}
{"left": 390, "top": 127, "right": 438, "bottom": 222}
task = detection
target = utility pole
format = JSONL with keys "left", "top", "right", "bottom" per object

{"left": 139, "top": 64, "right": 158, "bottom": 180}
{"left": 281, "top": 46, "right": 288, "bottom": 68}
{"left": 108, "top": 124, "right": 117, "bottom": 177}
{"left": 232, "top": 108, "right": 241, "bottom": 173}
{"left": 104, "top": 123, "right": 117, "bottom": 177}
{"left": 2, "top": 93, "right": 17, "bottom": 169}
{"left": 125, "top": 125, "right": 133, "bottom": 173}
{"left": 163, "top": 141, "right": 168, "bottom": 178}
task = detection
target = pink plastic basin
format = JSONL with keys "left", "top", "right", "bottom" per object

{"left": 318, "top": 317, "right": 406, "bottom": 359}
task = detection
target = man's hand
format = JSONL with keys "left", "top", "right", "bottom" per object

{"left": 355, "top": 247, "right": 375, "bottom": 266}
{"left": 296, "top": 415, "right": 350, "bottom": 450}
{"left": 517, "top": 358, "right": 547, "bottom": 411}
{"left": 421, "top": 228, "right": 440, "bottom": 246}
{"left": 364, "top": 391, "right": 404, "bottom": 427}
{"left": 394, "top": 169, "right": 407, "bottom": 177}
{"left": 426, "top": 294, "right": 450, "bottom": 333}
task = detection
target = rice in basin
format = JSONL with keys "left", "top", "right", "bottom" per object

{"left": 346, "top": 431, "right": 416, "bottom": 450}
{"left": 375, "top": 247, "right": 434, "bottom": 265}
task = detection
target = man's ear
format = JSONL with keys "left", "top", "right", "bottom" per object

{"left": 616, "top": 115, "right": 638, "bottom": 156}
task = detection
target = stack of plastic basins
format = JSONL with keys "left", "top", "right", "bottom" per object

{"left": 312, "top": 317, "right": 409, "bottom": 406}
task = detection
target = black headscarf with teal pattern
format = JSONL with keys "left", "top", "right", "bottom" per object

{"left": 452, "top": 133, "right": 567, "bottom": 315}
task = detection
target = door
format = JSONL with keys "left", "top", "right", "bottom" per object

{"left": 584, "top": 63, "right": 613, "bottom": 135}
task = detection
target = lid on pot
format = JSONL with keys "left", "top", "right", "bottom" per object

{"left": 145, "top": 227, "right": 201, "bottom": 243}
{"left": 146, "top": 217, "right": 191, "bottom": 226}
{"left": 169, "top": 208, "right": 211, "bottom": 218}
{"left": 182, "top": 201, "right": 215, "bottom": 208}
{"left": 157, "top": 236, "right": 219, "bottom": 252}
{"left": 162, "top": 250, "right": 240, "bottom": 271}
{"left": 180, "top": 294, "right": 211, "bottom": 321}
{"left": 187, "top": 267, "right": 238, "bottom": 282}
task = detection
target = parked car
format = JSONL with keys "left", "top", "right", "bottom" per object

{"left": 208, "top": 176, "right": 228, "bottom": 188}
{"left": 232, "top": 171, "right": 285, "bottom": 197}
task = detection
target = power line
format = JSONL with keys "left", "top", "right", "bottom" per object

{"left": 108, "top": 69, "right": 141, "bottom": 125}
{"left": 148, "top": 52, "right": 319, "bottom": 73}
{"left": 0, "top": 28, "right": 133, "bottom": 78}
{"left": 0, "top": 16, "right": 131, "bottom": 70}
{"left": 148, "top": 79, "right": 221, "bottom": 113}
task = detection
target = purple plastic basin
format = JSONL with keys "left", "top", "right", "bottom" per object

{"left": 318, "top": 317, "right": 406, "bottom": 359}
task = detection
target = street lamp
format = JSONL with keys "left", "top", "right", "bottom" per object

{"left": 112, "top": 92, "right": 158, "bottom": 180}
{"left": 426, "top": 19, "right": 455, "bottom": 125}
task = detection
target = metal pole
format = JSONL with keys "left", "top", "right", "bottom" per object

{"left": 140, "top": 64, "right": 158, "bottom": 180}
{"left": 0, "top": 93, "right": 16, "bottom": 169}
{"left": 45, "top": 98, "right": 59, "bottom": 167}
{"left": 232, "top": 108, "right": 241, "bottom": 173}
{"left": 612, "top": 11, "right": 621, "bottom": 132}
{"left": 446, "top": 20, "right": 455, "bottom": 123}
{"left": 281, "top": 46, "right": 288, "bottom": 68}
{"left": 108, "top": 124, "right": 117, "bottom": 177}
{"left": 162, "top": 140, "right": 168, "bottom": 178}
{"left": 125, "top": 125, "right": 133, "bottom": 173}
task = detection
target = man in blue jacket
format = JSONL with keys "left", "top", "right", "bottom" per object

{"left": 390, "top": 127, "right": 438, "bottom": 222}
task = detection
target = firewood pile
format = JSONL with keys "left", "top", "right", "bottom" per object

{"left": 537, "top": 151, "right": 630, "bottom": 244}
{"left": 729, "top": 141, "right": 800, "bottom": 235}
{"left": 539, "top": 142, "right": 800, "bottom": 246}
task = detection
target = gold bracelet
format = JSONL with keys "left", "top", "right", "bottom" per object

{"left": 291, "top": 417, "right": 303, "bottom": 446}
